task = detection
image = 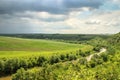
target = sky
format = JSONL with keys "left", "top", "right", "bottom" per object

{"left": 0, "top": 0, "right": 120, "bottom": 34}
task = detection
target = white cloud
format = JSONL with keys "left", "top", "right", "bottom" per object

{"left": 90, "top": 10, "right": 120, "bottom": 26}
{"left": 0, "top": 7, "right": 120, "bottom": 34}
{"left": 85, "top": 20, "right": 101, "bottom": 24}
{"left": 62, "top": 10, "right": 120, "bottom": 34}
{"left": 111, "top": 0, "right": 120, "bottom": 3}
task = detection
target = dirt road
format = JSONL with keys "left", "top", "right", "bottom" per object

{"left": 86, "top": 48, "right": 107, "bottom": 61}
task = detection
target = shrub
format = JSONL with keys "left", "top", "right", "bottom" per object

{"left": 37, "top": 56, "right": 46, "bottom": 66}
{"left": 68, "top": 54, "right": 77, "bottom": 61}
{"left": 0, "top": 60, "right": 4, "bottom": 76}
{"left": 79, "top": 58, "right": 87, "bottom": 65}
{"left": 101, "top": 53, "right": 108, "bottom": 62}
{"left": 49, "top": 56, "right": 60, "bottom": 64}
{"left": 60, "top": 54, "right": 65, "bottom": 61}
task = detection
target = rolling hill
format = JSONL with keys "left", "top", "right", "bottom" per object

{"left": 0, "top": 36, "right": 92, "bottom": 57}
{"left": 0, "top": 36, "right": 83, "bottom": 51}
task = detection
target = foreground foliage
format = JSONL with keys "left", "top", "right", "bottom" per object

{"left": 1, "top": 32, "right": 120, "bottom": 80}
{"left": 0, "top": 48, "right": 93, "bottom": 76}
{"left": 12, "top": 50, "right": 120, "bottom": 80}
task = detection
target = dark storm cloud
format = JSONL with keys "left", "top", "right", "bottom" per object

{"left": 0, "top": 0, "right": 104, "bottom": 14}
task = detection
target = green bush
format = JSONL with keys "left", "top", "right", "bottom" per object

{"left": 101, "top": 53, "right": 108, "bottom": 62}
{"left": 68, "top": 54, "right": 77, "bottom": 61}
{"left": 37, "top": 56, "right": 46, "bottom": 66}
{"left": 79, "top": 58, "right": 87, "bottom": 65}
{"left": 49, "top": 56, "right": 60, "bottom": 64}
{"left": 60, "top": 54, "right": 66, "bottom": 61}
{"left": 0, "top": 60, "right": 4, "bottom": 76}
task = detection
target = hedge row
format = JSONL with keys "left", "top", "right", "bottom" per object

{"left": 0, "top": 49, "right": 92, "bottom": 76}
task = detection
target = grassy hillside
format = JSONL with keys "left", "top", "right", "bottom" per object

{"left": 0, "top": 36, "right": 82, "bottom": 51}
{"left": 0, "top": 36, "right": 92, "bottom": 58}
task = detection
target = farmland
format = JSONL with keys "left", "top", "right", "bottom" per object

{"left": 0, "top": 32, "right": 120, "bottom": 80}
{"left": 0, "top": 36, "right": 93, "bottom": 57}
{"left": 0, "top": 36, "right": 93, "bottom": 80}
{"left": 0, "top": 36, "right": 84, "bottom": 51}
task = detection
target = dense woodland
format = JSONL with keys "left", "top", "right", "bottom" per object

{"left": 0, "top": 32, "right": 120, "bottom": 80}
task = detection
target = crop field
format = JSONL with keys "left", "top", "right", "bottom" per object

{"left": 0, "top": 36, "right": 83, "bottom": 51}
{"left": 0, "top": 36, "right": 92, "bottom": 58}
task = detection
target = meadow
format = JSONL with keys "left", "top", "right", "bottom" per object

{"left": 0, "top": 36, "right": 83, "bottom": 51}
{"left": 0, "top": 32, "right": 120, "bottom": 80}
{"left": 0, "top": 36, "right": 92, "bottom": 57}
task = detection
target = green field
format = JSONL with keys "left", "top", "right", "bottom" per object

{"left": 0, "top": 36, "right": 92, "bottom": 58}
{"left": 0, "top": 36, "right": 82, "bottom": 51}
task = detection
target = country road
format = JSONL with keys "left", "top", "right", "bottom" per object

{"left": 86, "top": 48, "right": 107, "bottom": 61}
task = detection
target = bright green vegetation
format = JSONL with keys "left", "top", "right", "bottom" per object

{"left": 0, "top": 36, "right": 93, "bottom": 58}
{"left": 0, "top": 45, "right": 93, "bottom": 76}
{"left": 0, "top": 32, "right": 120, "bottom": 80}
{"left": 12, "top": 50, "right": 120, "bottom": 80}
{"left": 0, "top": 36, "right": 93, "bottom": 77}
{"left": 0, "top": 36, "right": 83, "bottom": 51}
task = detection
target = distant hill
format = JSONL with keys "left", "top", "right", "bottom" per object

{"left": 0, "top": 34, "right": 110, "bottom": 41}
{"left": 108, "top": 32, "right": 120, "bottom": 45}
